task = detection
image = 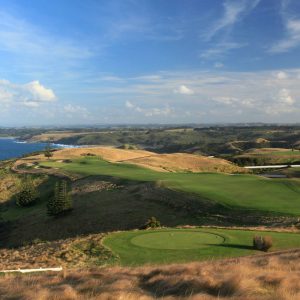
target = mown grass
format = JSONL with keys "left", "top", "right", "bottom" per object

{"left": 103, "top": 228, "right": 300, "bottom": 266}
{"left": 41, "top": 157, "right": 300, "bottom": 215}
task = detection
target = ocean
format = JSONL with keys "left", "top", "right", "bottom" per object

{"left": 0, "top": 138, "right": 54, "bottom": 161}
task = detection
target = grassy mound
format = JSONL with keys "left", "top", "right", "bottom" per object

{"left": 104, "top": 228, "right": 300, "bottom": 266}
{"left": 24, "top": 146, "right": 153, "bottom": 162}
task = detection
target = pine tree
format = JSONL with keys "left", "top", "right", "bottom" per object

{"left": 47, "top": 180, "right": 72, "bottom": 216}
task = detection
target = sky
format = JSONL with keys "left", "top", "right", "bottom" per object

{"left": 0, "top": 0, "right": 300, "bottom": 125}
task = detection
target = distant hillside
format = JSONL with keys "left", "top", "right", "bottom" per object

{"left": 22, "top": 125, "right": 300, "bottom": 156}
{"left": 232, "top": 148, "right": 300, "bottom": 166}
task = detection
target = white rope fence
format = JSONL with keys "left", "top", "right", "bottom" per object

{"left": 1, "top": 267, "right": 63, "bottom": 273}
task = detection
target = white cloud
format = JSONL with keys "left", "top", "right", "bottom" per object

{"left": 0, "top": 88, "right": 13, "bottom": 103}
{"left": 269, "top": 0, "right": 300, "bottom": 54}
{"left": 64, "top": 104, "right": 88, "bottom": 113}
{"left": 204, "top": 0, "right": 261, "bottom": 40}
{"left": 24, "top": 81, "right": 56, "bottom": 102}
{"left": 22, "top": 101, "right": 40, "bottom": 108}
{"left": 214, "top": 62, "right": 224, "bottom": 68}
{"left": 278, "top": 88, "right": 294, "bottom": 105}
{"left": 0, "top": 79, "right": 56, "bottom": 108}
{"left": 276, "top": 71, "right": 288, "bottom": 79}
{"left": 125, "top": 101, "right": 173, "bottom": 117}
{"left": 125, "top": 100, "right": 134, "bottom": 108}
{"left": 174, "top": 85, "right": 194, "bottom": 95}
{"left": 200, "top": 42, "right": 246, "bottom": 59}
{"left": 114, "top": 68, "right": 300, "bottom": 122}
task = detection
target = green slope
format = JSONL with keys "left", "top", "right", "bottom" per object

{"left": 40, "top": 157, "right": 300, "bottom": 215}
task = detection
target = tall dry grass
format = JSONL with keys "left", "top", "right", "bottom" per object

{"left": 1, "top": 249, "right": 300, "bottom": 299}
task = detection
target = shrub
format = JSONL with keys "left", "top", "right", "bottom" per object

{"left": 16, "top": 178, "right": 38, "bottom": 207}
{"left": 262, "top": 236, "right": 273, "bottom": 251}
{"left": 143, "top": 217, "right": 161, "bottom": 229}
{"left": 121, "top": 144, "right": 139, "bottom": 150}
{"left": 253, "top": 235, "right": 273, "bottom": 252}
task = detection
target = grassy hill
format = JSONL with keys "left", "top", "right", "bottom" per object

{"left": 38, "top": 156, "right": 300, "bottom": 215}
{"left": 15, "top": 146, "right": 245, "bottom": 173}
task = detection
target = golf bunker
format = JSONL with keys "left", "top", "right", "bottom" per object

{"left": 130, "top": 230, "right": 225, "bottom": 250}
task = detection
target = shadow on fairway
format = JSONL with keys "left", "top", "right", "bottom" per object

{"left": 207, "top": 243, "right": 254, "bottom": 250}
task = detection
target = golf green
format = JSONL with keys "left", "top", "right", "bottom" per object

{"left": 104, "top": 228, "right": 300, "bottom": 266}
{"left": 131, "top": 231, "right": 224, "bottom": 249}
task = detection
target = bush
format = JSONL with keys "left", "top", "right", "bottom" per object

{"left": 16, "top": 179, "right": 38, "bottom": 207}
{"left": 142, "top": 217, "right": 161, "bottom": 229}
{"left": 253, "top": 235, "right": 273, "bottom": 252}
{"left": 120, "top": 144, "right": 139, "bottom": 150}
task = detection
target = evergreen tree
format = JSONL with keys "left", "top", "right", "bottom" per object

{"left": 47, "top": 180, "right": 72, "bottom": 216}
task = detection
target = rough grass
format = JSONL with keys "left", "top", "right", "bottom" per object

{"left": 25, "top": 146, "right": 153, "bottom": 162}
{"left": 0, "top": 234, "right": 117, "bottom": 270}
{"left": 1, "top": 249, "right": 300, "bottom": 299}
{"left": 124, "top": 152, "right": 245, "bottom": 173}
{"left": 104, "top": 228, "right": 300, "bottom": 266}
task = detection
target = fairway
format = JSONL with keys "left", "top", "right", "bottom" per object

{"left": 104, "top": 228, "right": 300, "bottom": 266}
{"left": 40, "top": 157, "right": 300, "bottom": 215}
{"left": 131, "top": 231, "right": 224, "bottom": 249}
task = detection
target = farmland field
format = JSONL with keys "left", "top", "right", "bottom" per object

{"left": 103, "top": 228, "right": 300, "bottom": 265}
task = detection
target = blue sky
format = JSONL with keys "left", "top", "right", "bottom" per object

{"left": 0, "top": 0, "right": 299, "bottom": 125}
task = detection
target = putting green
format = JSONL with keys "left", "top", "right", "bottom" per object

{"left": 130, "top": 231, "right": 224, "bottom": 250}
{"left": 104, "top": 228, "right": 300, "bottom": 266}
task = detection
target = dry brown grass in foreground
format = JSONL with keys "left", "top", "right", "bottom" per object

{"left": 1, "top": 249, "right": 300, "bottom": 299}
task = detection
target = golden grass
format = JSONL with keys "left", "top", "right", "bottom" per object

{"left": 43, "top": 147, "right": 154, "bottom": 162}
{"left": 1, "top": 249, "right": 300, "bottom": 299}
{"left": 124, "top": 153, "right": 246, "bottom": 173}
{"left": 29, "top": 131, "right": 104, "bottom": 142}
{"left": 13, "top": 147, "right": 245, "bottom": 174}
{"left": 0, "top": 173, "right": 20, "bottom": 202}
